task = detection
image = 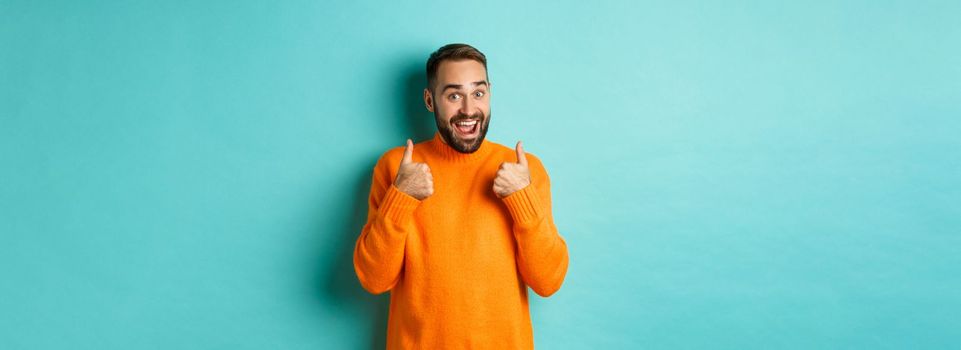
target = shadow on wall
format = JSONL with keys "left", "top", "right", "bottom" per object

{"left": 398, "top": 59, "right": 436, "bottom": 143}
{"left": 320, "top": 166, "right": 389, "bottom": 350}
{"left": 318, "top": 56, "right": 432, "bottom": 349}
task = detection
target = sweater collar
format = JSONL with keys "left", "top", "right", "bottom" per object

{"left": 427, "top": 132, "right": 492, "bottom": 163}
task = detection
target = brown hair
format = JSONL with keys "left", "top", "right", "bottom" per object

{"left": 426, "top": 43, "right": 488, "bottom": 92}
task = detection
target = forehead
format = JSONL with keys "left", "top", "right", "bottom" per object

{"left": 435, "top": 59, "right": 488, "bottom": 86}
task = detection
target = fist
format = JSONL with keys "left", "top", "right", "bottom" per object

{"left": 394, "top": 139, "right": 434, "bottom": 200}
{"left": 493, "top": 141, "right": 531, "bottom": 198}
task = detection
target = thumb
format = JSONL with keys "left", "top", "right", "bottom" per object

{"left": 515, "top": 141, "right": 527, "bottom": 166}
{"left": 402, "top": 139, "right": 414, "bottom": 164}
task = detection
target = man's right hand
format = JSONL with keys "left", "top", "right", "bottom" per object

{"left": 393, "top": 139, "right": 434, "bottom": 200}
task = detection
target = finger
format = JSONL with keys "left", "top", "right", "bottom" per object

{"left": 402, "top": 139, "right": 413, "bottom": 164}
{"left": 516, "top": 141, "right": 527, "bottom": 166}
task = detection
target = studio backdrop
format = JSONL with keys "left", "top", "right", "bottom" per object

{"left": 2, "top": 1, "right": 959, "bottom": 349}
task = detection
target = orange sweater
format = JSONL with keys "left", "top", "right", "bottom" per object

{"left": 353, "top": 132, "right": 570, "bottom": 349}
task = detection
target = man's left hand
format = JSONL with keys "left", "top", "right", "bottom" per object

{"left": 493, "top": 141, "right": 532, "bottom": 197}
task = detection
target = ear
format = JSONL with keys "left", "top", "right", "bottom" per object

{"left": 423, "top": 88, "right": 434, "bottom": 113}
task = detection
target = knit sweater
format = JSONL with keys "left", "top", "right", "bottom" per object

{"left": 353, "top": 132, "right": 570, "bottom": 349}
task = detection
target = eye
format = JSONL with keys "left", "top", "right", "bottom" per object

{"left": 473, "top": 91, "right": 485, "bottom": 98}
{"left": 448, "top": 93, "right": 461, "bottom": 101}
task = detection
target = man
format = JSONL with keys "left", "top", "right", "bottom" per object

{"left": 353, "top": 43, "right": 570, "bottom": 349}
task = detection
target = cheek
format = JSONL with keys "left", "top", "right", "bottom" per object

{"left": 443, "top": 102, "right": 464, "bottom": 114}
{"left": 434, "top": 106, "right": 455, "bottom": 122}
{"left": 479, "top": 104, "right": 491, "bottom": 116}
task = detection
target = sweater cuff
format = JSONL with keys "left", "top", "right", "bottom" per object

{"left": 380, "top": 185, "right": 421, "bottom": 223}
{"left": 501, "top": 184, "right": 544, "bottom": 224}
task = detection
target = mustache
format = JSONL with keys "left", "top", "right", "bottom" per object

{"left": 451, "top": 112, "right": 485, "bottom": 123}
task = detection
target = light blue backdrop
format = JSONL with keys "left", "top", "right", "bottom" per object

{"left": 2, "top": 1, "right": 959, "bottom": 349}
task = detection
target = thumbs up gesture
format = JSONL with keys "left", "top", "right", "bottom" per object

{"left": 493, "top": 141, "right": 532, "bottom": 198}
{"left": 394, "top": 139, "right": 434, "bottom": 200}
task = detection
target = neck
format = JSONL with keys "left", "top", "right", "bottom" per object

{"left": 428, "top": 132, "right": 491, "bottom": 163}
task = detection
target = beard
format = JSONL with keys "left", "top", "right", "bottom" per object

{"left": 434, "top": 110, "right": 491, "bottom": 154}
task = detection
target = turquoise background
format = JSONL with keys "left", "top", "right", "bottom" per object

{"left": 2, "top": 1, "right": 959, "bottom": 349}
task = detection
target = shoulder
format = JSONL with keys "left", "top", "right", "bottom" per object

{"left": 374, "top": 139, "right": 430, "bottom": 170}
{"left": 488, "top": 140, "right": 548, "bottom": 172}
{"left": 376, "top": 145, "right": 405, "bottom": 167}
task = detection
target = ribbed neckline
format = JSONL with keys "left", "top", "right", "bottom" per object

{"left": 427, "top": 132, "right": 493, "bottom": 163}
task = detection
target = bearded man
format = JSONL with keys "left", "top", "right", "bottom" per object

{"left": 353, "top": 43, "right": 570, "bottom": 349}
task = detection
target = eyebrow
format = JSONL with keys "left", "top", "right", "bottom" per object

{"left": 441, "top": 80, "right": 488, "bottom": 92}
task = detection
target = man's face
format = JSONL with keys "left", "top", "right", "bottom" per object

{"left": 424, "top": 59, "right": 491, "bottom": 153}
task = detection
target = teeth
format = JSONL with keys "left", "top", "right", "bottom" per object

{"left": 456, "top": 120, "right": 478, "bottom": 126}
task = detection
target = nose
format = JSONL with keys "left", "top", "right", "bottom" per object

{"left": 459, "top": 95, "right": 474, "bottom": 115}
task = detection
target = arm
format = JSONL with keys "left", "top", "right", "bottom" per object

{"left": 352, "top": 152, "right": 422, "bottom": 294}
{"left": 500, "top": 154, "right": 570, "bottom": 297}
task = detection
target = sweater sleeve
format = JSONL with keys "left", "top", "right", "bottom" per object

{"left": 353, "top": 152, "right": 421, "bottom": 294}
{"left": 500, "top": 154, "right": 570, "bottom": 297}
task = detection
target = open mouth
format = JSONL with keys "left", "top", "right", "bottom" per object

{"left": 451, "top": 119, "right": 480, "bottom": 138}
